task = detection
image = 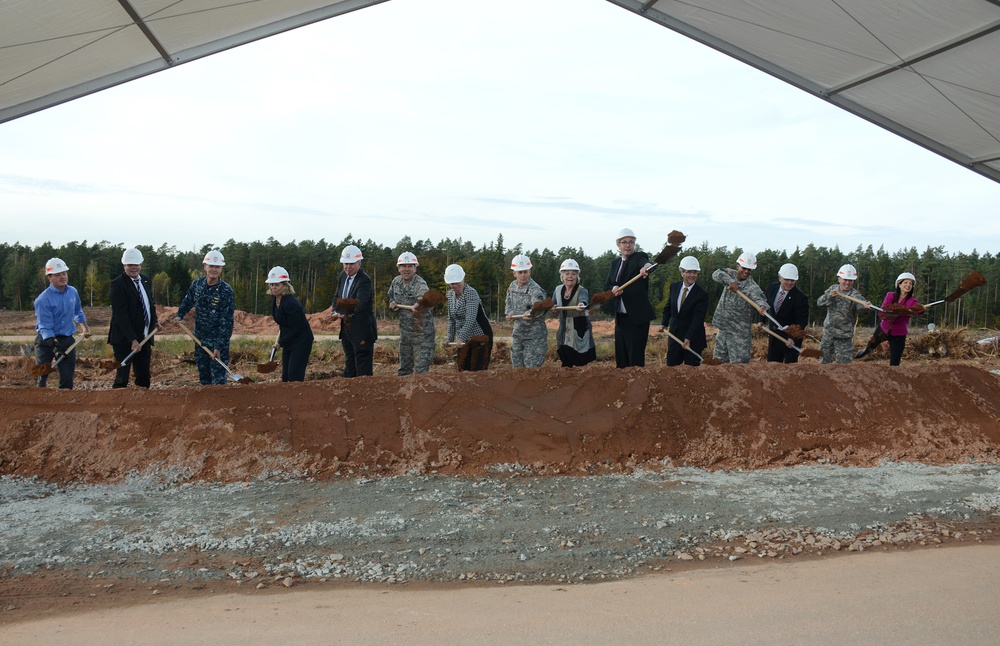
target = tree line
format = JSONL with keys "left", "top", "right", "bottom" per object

{"left": 2, "top": 236, "right": 998, "bottom": 329}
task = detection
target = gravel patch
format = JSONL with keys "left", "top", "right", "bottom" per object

{"left": 2, "top": 462, "right": 999, "bottom": 586}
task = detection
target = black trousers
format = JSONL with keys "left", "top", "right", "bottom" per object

{"left": 35, "top": 334, "right": 76, "bottom": 389}
{"left": 665, "top": 336, "right": 700, "bottom": 367}
{"left": 112, "top": 343, "right": 152, "bottom": 388}
{"left": 887, "top": 333, "right": 907, "bottom": 366}
{"left": 342, "top": 338, "right": 373, "bottom": 377}
{"left": 766, "top": 336, "right": 802, "bottom": 363}
{"left": 282, "top": 339, "right": 313, "bottom": 382}
{"left": 614, "top": 314, "right": 649, "bottom": 368}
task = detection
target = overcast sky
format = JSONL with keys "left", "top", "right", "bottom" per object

{"left": 1, "top": 0, "right": 998, "bottom": 260}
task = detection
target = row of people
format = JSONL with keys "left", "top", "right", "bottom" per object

{"left": 33, "top": 232, "right": 923, "bottom": 387}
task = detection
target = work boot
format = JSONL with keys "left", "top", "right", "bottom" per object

{"left": 854, "top": 347, "right": 870, "bottom": 359}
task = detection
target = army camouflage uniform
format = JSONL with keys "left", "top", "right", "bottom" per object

{"left": 711, "top": 268, "right": 768, "bottom": 364}
{"left": 387, "top": 274, "right": 436, "bottom": 375}
{"left": 505, "top": 278, "right": 548, "bottom": 368}
{"left": 177, "top": 277, "right": 235, "bottom": 385}
{"left": 817, "top": 285, "right": 867, "bottom": 364}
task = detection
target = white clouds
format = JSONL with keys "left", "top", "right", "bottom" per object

{"left": 1, "top": 0, "right": 998, "bottom": 256}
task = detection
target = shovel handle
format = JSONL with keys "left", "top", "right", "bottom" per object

{"left": 731, "top": 288, "right": 784, "bottom": 329}
{"left": 177, "top": 321, "right": 242, "bottom": 381}
{"left": 552, "top": 306, "right": 584, "bottom": 311}
{"left": 923, "top": 300, "right": 945, "bottom": 308}
{"left": 615, "top": 263, "right": 658, "bottom": 292}
{"left": 663, "top": 329, "right": 705, "bottom": 363}
{"left": 50, "top": 333, "right": 87, "bottom": 368}
{"left": 832, "top": 291, "right": 882, "bottom": 312}
{"left": 268, "top": 332, "right": 280, "bottom": 363}
{"left": 395, "top": 304, "right": 416, "bottom": 311}
{"left": 119, "top": 327, "right": 159, "bottom": 367}
{"left": 760, "top": 325, "right": 802, "bottom": 353}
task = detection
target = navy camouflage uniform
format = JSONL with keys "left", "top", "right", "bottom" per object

{"left": 388, "top": 274, "right": 436, "bottom": 375}
{"left": 505, "top": 278, "right": 548, "bottom": 368}
{"left": 711, "top": 268, "right": 768, "bottom": 364}
{"left": 818, "top": 285, "right": 867, "bottom": 364}
{"left": 177, "top": 277, "right": 235, "bottom": 385}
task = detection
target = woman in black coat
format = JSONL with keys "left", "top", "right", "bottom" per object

{"left": 266, "top": 266, "right": 314, "bottom": 382}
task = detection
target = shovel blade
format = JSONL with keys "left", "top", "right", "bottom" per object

{"left": 31, "top": 364, "right": 56, "bottom": 376}
{"left": 256, "top": 362, "right": 278, "bottom": 374}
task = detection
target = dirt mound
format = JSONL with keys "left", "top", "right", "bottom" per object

{"left": 2, "top": 364, "right": 999, "bottom": 483}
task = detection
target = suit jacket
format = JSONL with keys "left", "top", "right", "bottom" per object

{"left": 603, "top": 251, "right": 656, "bottom": 323}
{"left": 660, "top": 281, "right": 709, "bottom": 352}
{"left": 108, "top": 272, "right": 158, "bottom": 346}
{"left": 762, "top": 282, "right": 809, "bottom": 330}
{"left": 334, "top": 269, "right": 377, "bottom": 344}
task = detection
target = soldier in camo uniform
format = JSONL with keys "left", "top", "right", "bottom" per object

{"left": 711, "top": 251, "right": 769, "bottom": 364}
{"left": 505, "top": 254, "right": 548, "bottom": 368}
{"left": 818, "top": 263, "right": 871, "bottom": 364}
{"left": 387, "top": 251, "right": 436, "bottom": 375}
{"left": 175, "top": 249, "right": 235, "bottom": 385}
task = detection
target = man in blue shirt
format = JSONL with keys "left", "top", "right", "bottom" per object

{"left": 34, "top": 258, "right": 91, "bottom": 388}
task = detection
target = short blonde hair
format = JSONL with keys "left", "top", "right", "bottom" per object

{"left": 273, "top": 282, "right": 295, "bottom": 296}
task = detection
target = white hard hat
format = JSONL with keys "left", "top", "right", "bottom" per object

{"left": 444, "top": 264, "right": 466, "bottom": 283}
{"left": 121, "top": 247, "right": 144, "bottom": 265}
{"left": 736, "top": 252, "right": 757, "bottom": 269}
{"left": 616, "top": 228, "right": 636, "bottom": 242}
{"left": 265, "top": 266, "right": 290, "bottom": 284}
{"left": 397, "top": 251, "right": 419, "bottom": 266}
{"left": 895, "top": 272, "right": 916, "bottom": 287}
{"left": 559, "top": 259, "right": 581, "bottom": 272}
{"left": 510, "top": 254, "right": 532, "bottom": 271}
{"left": 778, "top": 263, "right": 799, "bottom": 281}
{"left": 678, "top": 256, "right": 701, "bottom": 272}
{"left": 340, "top": 245, "right": 363, "bottom": 263}
{"left": 45, "top": 258, "right": 69, "bottom": 275}
{"left": 203, "top": 249, "right": 225, "bottom": 267}
{"left": 837, "top": 264, "right": 858, "bottom": 280}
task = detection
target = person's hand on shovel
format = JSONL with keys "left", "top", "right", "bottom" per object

{"left": 81, "top": 323, "right": 92, "bottom": 339}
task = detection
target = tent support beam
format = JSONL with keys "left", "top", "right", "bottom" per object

{"left": 826, "top": 20, "right": 1000, "bottom": 96}
{"left": 117, "top": 0, "right": 173, "bottom": 65}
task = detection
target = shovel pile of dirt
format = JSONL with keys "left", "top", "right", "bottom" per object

{"left": 1, "top": 364, "right": 999, "bottom": 484}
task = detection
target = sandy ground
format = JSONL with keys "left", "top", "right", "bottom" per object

{"left": 2, "top": 546, "right": 998, "bottom": 644}
{"left": 2, "top": 307, "right": 999, "bottom": 637}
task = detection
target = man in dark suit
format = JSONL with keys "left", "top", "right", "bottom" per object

{"left": 660, "top": 256, "right": 709, "bottom": 366}
{"left": 760, "top": 263, "right": 809, "bottom": 363}
{"left": 108, "top": 247, "right": 158, "bottom": 388}
{"left": 604, "top": 228, "right": 656, "bottom": 368}
{"left": 331, "top": 244, "right": 377, "bottom": 377}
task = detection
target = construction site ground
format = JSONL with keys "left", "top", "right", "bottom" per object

{"left": 1, "top": 307, "right": 999, "bottom": 643}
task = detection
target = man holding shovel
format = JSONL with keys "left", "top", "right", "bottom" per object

{"left": 332, "top": 244, "right": 377, "bottom": 377}
{"left": 660, "top": 255, "right": 708, "bottom": 367}
{"left": 33, "top": 258, "right": 91, "bottom": 389}
{"left": 387, "top": 251, "right": 435, "bottom": 375}
{"left": 109, "top": 247, "right": 158, "bottom": 388}
{"left": 604, "top": 228, "right": 656, "bottom": 368}
{"left": 711, "top": 252, "right": 768, "bottom": 364}
{"left": 759, "top": 263, "right": 810, "bottom": 363}
{"left": 175, "top": 249, "right": 235, "bottom": 385}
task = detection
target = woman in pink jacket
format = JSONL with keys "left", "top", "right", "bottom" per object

{"left": 857, "top": 272, "right": 924, "bottom": 365}
{"left": 881, "top": 272, "right": 924, "bottom": 365}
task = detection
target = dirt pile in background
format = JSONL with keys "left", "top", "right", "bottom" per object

{"left": 2, "top": 364, "right": 999, "bottom": 483}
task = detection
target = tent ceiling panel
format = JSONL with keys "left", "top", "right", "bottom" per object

{"left": 2, "top": 0, "right": 1000, "bottom": 183}
{"left": 0, "top": 0, "right": 387, "bottom": 124}
{"left": 842, "top": 72, "right": 998, "bottom": 159}
{"left": 128, "top": 0, "right": 351, "bottom": 54}
{"left": 613, "top": 0, "right": 1000, "bottom": 182}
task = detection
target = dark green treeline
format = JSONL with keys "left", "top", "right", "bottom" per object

{"left": 2, "top": 236, "right": 998, "bottom": 329}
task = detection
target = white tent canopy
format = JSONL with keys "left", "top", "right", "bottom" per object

{"left": 3, "top": 0, "right": 1000, "bottom": 183}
